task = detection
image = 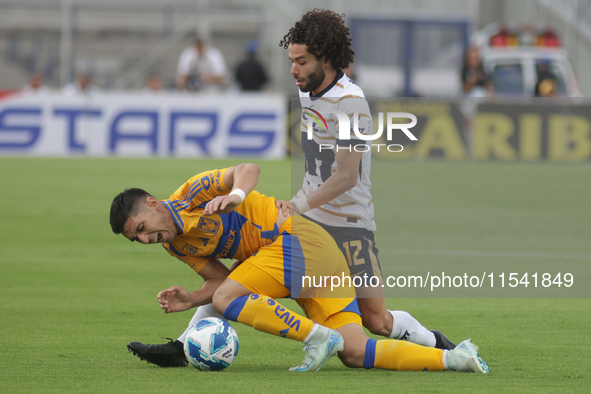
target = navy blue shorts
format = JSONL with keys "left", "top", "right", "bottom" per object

{"left": 302, "top": 215, "right": 384, "bottom": 280}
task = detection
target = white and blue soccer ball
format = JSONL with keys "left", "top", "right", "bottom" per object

{"left": 183, "top": 317, "right": 239, "bottom": 371}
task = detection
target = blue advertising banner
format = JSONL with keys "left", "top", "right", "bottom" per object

{"left": 0, "top": 92, "right": 286, "bottom": 158}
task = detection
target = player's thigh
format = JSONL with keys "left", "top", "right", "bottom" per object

{"left": 225, "top": 252, "right": 291, "bottom": 300}
{"left": 290, "top": 216, "right": 356, "bottom": 299}
{"left": 355, "top": 280, "right": 387, "bottom": 299}
{"left": 213, "top": 278, "right": 254, "bottom": 312}
{"left": 296, "top": 297, "right": 359, "bottom": 324}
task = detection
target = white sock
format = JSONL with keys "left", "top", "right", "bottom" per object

{"left": 177, "top": 303, "right": 224, "bottom": 343}
{"left": 442, "top": 350, "right": 450, "bottom": 370}
{"left": 303, "top": 324, "right": 320, "bottom": 343}
{"left": 388, "top": 310, "right": 437, "bottom": 347}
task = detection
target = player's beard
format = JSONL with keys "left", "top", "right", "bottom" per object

{"left": 299, "top": 61, "right": 325, "bottom": 93}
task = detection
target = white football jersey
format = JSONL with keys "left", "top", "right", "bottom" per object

{"left": 296, "top": 70, "right": 376, "bottom": 230}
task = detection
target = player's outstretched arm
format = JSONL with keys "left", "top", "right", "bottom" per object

{"left": 157, "top": 258, "right": 230, "bottom": 313}
{"left": 203, "top": 163, "right": 260, "bottom": 215}
{"left": 292, "top": 150, "right": 361, "bottom": 214}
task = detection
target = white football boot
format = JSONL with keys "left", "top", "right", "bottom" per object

{"left": 289, "top": 326, "right": 344, "bottom": 372}
{"left": 446, "top": 339, "right": 490, "bottom": 373}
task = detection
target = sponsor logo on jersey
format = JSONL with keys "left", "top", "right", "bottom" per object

{"left": 201, "top": 176, "right": 211, "bottom": 190}
{"left": 216, "top": 230, "right": 236, "bottom": 258}
{"left": 215, "top": 171, "right": 223, "bottom": 192}
{"left": 197, "top": 217, "right": 220, "bottom": 234}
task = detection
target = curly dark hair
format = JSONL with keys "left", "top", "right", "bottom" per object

{"left": 279, "top": 8, "right": 354, "bottom": 71}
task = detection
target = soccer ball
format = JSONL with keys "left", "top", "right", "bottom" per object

{"left": 183, "top": 317, "right": 239, "bottom": 371}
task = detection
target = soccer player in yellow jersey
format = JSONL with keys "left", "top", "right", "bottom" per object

{"left": 110, "top": 163, "right": 489, "bottom": 373}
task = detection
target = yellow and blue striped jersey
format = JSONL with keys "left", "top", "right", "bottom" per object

{"left": 161, "top": 168, "right": 280, "bottom": 273}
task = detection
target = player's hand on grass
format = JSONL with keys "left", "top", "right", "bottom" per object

{"left": 157, "top": 285, "right": 193, "bottom": 313}
{"left": 275, "top": 200, "right": 291, "bottom": 216}
{"left": 203, "top": 195, "right": 241, "bottom": 216}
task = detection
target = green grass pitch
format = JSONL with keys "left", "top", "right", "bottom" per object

{"left": 0, "top": 157, "right": 589, "bottom": 393}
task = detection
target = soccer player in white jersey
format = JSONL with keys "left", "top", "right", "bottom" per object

{"left": 281, "top": 9, "right": 455, "bottom": 350}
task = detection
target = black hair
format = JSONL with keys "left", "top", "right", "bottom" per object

{"left": 109, "top": 188, "right": 152, "bottom": 234}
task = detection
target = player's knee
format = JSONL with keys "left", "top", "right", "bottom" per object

{"left": 362, "top": 314, "right": 391, "bottom": 337}
{"left": 211, "top": 289, "right": 232, "bottom": 316}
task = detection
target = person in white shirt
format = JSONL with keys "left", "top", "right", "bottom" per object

{"left": 281, "top": 9, "right": 456, "bottom": 350}
{"left": 142, "top": 74, "right": 164, "bottom": 95}
{"left": 176, "top": 37, "right": 227, "bottom": 92}
{"left": 22, "top": 73, "right": 49, "bottom": 96}
{"left": 63, "top": 74, "right": 99, "bottom": 96}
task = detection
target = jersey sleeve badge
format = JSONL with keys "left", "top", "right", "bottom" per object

{"left": 197, "top": 217, "right": 220, "bottom": 235}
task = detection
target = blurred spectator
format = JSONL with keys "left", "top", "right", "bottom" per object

{"left": 143, "top": 74, "right": 164, "bottom": 95}
{"left": 177, "top": 36, "right": 227, "bottom": 92}
{"left": 460, "top": 45, "right": 492, "bottom": 97}
{"left": 22, "top": 73, "right": 49, "bottom": 95}
{"left": 234, "top": 40, "right": 268, "bottom": 91}
{"left": 535, "top": 61, "right": 559, "bottom": 97}
{"left": 63, "top": 73, "right": 99, "bottom": 95}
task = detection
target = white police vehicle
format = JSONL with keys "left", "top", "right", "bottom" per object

{"left": 474, "top": 23, "right": 581, "bottom": 97}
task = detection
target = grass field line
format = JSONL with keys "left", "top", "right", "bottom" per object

{"left": 383, "top": 249, "right": 591, "bottom": 259}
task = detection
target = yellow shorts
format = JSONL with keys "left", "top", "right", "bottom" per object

{"left": 228, "top": 216, "right": 361, "bottom": 328}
